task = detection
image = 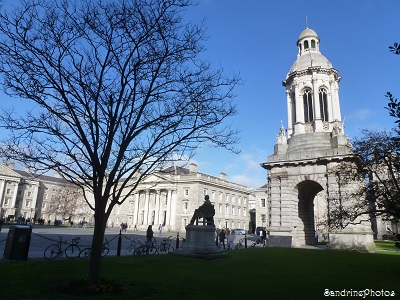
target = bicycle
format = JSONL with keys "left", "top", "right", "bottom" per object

{"left": 250, "top": 238, "right": 263, "bottom": 248}
{"left": 158, "top": 236, "right": 175, "bottom": 254}
{"left": 44, "top": 236, "right": 81, "bottom": 260}
{"left": 134, "top": 238, "right": 158, "bottom": 255}
{"left": 79, "top": 238, "right": 110, "bottom": 258}
{"left": 234, "top": 238, "right": 245, "bottom": 249}
{"left": 125, "top": 239, "right": 145, "bottom": 255}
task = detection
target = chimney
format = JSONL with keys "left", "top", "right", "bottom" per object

{"left": 219, "top": 172, "right": 227, "bottom": 181}
{"left": 189, "top": 163, "right": 198, "bottom": 173}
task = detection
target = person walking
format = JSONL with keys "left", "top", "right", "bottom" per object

{"left": 146, "top": 225, "right": 154, "bottom": 244}
{"left": 158, "top": 224, "right": 163, "bottom": 235}
{"left": 219, "top": 229, "right": 226, "bottom": 249}
{"left": 262, "top": 229, "right": 268, "bottom": 247}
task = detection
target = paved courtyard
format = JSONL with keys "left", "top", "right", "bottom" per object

{"left": 0, "top": 224, "right": 257, "bottom": 261}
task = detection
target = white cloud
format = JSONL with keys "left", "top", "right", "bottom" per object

{"left": 241, "top": 153, "right": 262, "bottom": 172}
{"left": 229, "top": 174, "right": 266, "bottom": 189}
{"left": 349, "top": 108, "right": 371, "bottom": 121}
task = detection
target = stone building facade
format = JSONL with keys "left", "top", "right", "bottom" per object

{"left": 0, "top": 163, "right": 91, "bottom": 224}
{"left": 110, "top": 164, "right": 251, "bottom": 232}
{"left": 260, "top": 27, "right": 375, "bottom": 251}
{"left": 0, "top": 162, "right": 251, "bottom": 232}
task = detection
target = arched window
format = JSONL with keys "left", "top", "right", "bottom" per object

{"left": 311, "top": 40, "right": 316, "bottom": 49}
{"left": 304, "top": 40, "right": 309, "bottom": 49}
{"left": 319, "top": 88, "right": 329, "bottom": 121}
{"left": 303, "top": 89, "right": 313, "bottom": 122}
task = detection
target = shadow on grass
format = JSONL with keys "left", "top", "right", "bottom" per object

{"left": 1, "top": 247, "right": 399, "bottom": 299}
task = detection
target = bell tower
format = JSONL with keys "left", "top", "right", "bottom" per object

{"left": 261, "top": 27, "right": 375, "bottom": 251}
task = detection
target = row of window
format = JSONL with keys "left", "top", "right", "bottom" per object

{"left": 299, "top": 39, "right": 317, "bottom": 52}
{"left": 2, "top": 197, "right": 32, "bottom": 208}
{"left": 183, "top": 201, "right": 247, "bottom": 217}
{"left": 184, "top": 188, "right": 247, "bottom": 205}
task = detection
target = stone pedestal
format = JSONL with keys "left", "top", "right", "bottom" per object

{"left": 174, "top": 225, "right": 227, "bottom": 259}
{"left": 184, "top": 225, "right": 216, "bottom": 252}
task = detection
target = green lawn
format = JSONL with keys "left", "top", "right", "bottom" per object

{"left": 375, "top": 240, "right": 399, "bottom": 253}
{"left": 0, "top": 247, "right": 399, "bottom": 300}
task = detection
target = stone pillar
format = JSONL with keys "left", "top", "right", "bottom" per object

{"left": 268, "top": 174, "right": 293, "bottom": 247}
{"left": 286, "top": 90, "right": 293, "bottom": 136}
{"left": 10, "top": 182, "right": 19, "bottom": 211}
{"left": 144, "top": 190, "right": 150, "bottom": 225}
{"left": 293, "top": 81, "right": 305, "bottom": 135}
{"left": 165, "top": 190, "right": 172, "bottom": 227}
{"left": 330, "top": 79, "right": 342, "bottom": 122}
{"left": 169, "top": 189, "right": 177, "bottom": 229}
{"left": 31, "top": 183, "right": 39, "bottom": 217}
{"left": 0, "top": 179, "right": 5, "bottom": 207}
{"left": 133, "top": 192, "right": 140, "bottom": 226}
{"left": 155, "top": 190, "right": 160, "bottom": 225}
{"left": 312, "top": 77, "right": 323, "bottom": 131}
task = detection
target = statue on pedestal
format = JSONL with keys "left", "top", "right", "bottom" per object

{"left": 189, "top": 195, "right": 215, "bottom": 226}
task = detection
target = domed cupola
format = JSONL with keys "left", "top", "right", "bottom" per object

{"left": 289, "top": 28, "right": 333, "bottom": 74}
{"left": 279, "top": 26, "right": 348, "bottom": 155}
{"left": 297, "top": 28, "right": 320, "bottom": 56}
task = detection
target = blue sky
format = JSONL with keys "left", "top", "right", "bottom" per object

{"left": 180, "top": 0, "right": 400, "bottom": 188}
{"left": 1, "top": 0, "right": 399, "bottom": 189}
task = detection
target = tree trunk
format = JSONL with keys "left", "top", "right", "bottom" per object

{"left": 87, "top": 206, "right": 107, "bottom": 286}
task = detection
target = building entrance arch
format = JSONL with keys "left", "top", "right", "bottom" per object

{"left": 296, "top": 180, "right": 323, "bottom": 246}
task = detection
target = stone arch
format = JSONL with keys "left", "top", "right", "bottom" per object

{"left": 296, "top": 180, "right": 323, "bottom": 245}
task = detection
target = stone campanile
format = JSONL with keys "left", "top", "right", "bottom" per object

{"left": 261, "top": 27, "right": 375, "bottom": 251}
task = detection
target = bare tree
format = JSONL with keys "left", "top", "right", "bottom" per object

{"left": 0, "top": 0, "right": 239, "bottom": 286}
{"left": 46, "top": 185, "right": 87, "bottom": 224}
{"left": 327, "top": 130, "right": 400, "bottom": 234}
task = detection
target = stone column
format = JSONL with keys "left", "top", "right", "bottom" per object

{"left": 293, "top": 81, "right": 305, "bottom": 134}
{"left": 165, "top": 189, "right": 174, "bottom": 228}
{"left": 170, "top": 190, "right": 176, "bottom": 230}
{"left": 0, "top": 179, "right": 5, "bottom": 207}
{"left": 312, "top": 77, "right": 323, "bottom": 131}
{"left": 155, "top": 190, "right": 161, "bottom": 225}
{"left": 31, "top": 183, "right": 39, "bottom": 217}
{"left": 10, "top": 181, "right": 19, "bottom": 211}
{"left": 286, "top": 90, "right": 293, "bottom": 136}
{"left": 133, "top": 192, "right": 140, "bottom": 226}
{"left": 330, "top": 79, "right": 342, "bottom": 122}
{"left": 144, "top": 190, "right": 150, "bottom": 225}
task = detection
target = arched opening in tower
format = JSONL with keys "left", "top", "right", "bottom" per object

{"left": 297, "top": 180, "right": 323, "bottom": 245}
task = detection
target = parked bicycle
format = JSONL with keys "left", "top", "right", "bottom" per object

{"left": 158, "top": 236, "right": 175, "bottom": 254}
{"left": 125, "top": 239, "right": 145, "bottom": 255}
{"left": 44, "top": 236, "right": 81, "bottom": 260}
{"left": 250, "top": 238, "right": 263, "bottom": 248}
{"left": 234, "top": 238, "right": 245, "bottom": 249}
{"left": 79, "top": 238, "right": 110, "bottom": 258}
{"left": 134, "top": 238, "right": 158, "bottom": 255}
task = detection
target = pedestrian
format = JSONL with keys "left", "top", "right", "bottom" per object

{"left": 227, "top": 231, "right": 235, "bottom": 250}
{"left": 215, "top": 228, "right": 220, "bottom": 247}
{"left": 262, "top": 229, "right": 267, "bottom": 246}
{"left": 0, "top": 217, "right": 4, "bottom": 232}
{"left": 219, "top": 229, "right": 226, "bottom": 249}
{"left": 158, "top": 224, "right": 163, "bottom": 235}
{"left": 146, "top": 225, "right": 154, "bottom": 244}
{"left": 134, "top": 224, "right": 138, "bottom": 231}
